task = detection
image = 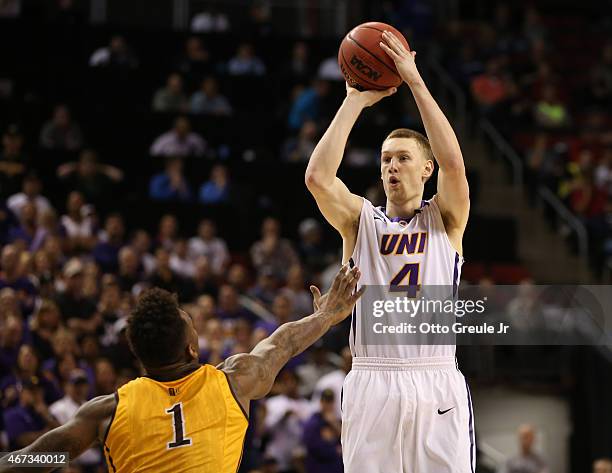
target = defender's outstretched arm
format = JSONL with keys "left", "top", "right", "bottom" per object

{"left": 0, "top": 395, "right": 116, "bottom": 473}
{"left": 221, "top": 264, "right": 364, "bottom": 412}
{"left": 305, "top": 86, "right": 395, "bottom": 236}
{"left": 381, "top": 32, "right": 469, "bottom": 243}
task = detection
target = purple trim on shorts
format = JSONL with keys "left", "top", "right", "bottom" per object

{"left": 465, "top": 378, "right": 475, "bottom": 473}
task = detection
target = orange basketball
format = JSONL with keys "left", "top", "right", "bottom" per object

{"left": 338, "top": 22, "right": 410, "bottom": 91}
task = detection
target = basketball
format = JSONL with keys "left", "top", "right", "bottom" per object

{"left": 338, "top": 22, "right": 410, "bottom": 91}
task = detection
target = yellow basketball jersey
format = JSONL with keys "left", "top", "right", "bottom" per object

{"left": 104, "top": 365, "right": 248, "bottom": 472}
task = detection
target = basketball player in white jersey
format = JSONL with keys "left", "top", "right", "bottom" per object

{"left": 305, "top": 31, "right": 473, "bottom": 472}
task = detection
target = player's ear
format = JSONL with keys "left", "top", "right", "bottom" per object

{"left": 423, "top": 159, "right": 434, "bottom": 180}
{"left": 187, "top": 343, "right": 198, "bottom": 361}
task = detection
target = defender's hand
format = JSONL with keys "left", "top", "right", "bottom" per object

{"left": 380, "top": 30, "right": 422, "bottom": 87}
{"left": 310, "top": 263, "right": 365, "bottom": 326}
{"left": 345, "top": 82, "right": 397, "bottom": 108}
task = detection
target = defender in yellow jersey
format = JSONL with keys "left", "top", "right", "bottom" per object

{"left": 0, "top": 264, "right": 364, "bottom": 473}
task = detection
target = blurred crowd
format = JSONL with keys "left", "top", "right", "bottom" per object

{"left": 440, "top": 3, "right": 612, "bottom": 276}
{"left": 0, "top": 4, "right": 363, "bottom": 472}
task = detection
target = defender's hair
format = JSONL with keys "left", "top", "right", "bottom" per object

{"left": 127, "top": 288, "right": 186, "bottom": 368}
{"left": 384, "top": 128, "right": 434, "bottom": 162}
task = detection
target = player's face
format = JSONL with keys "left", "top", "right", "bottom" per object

{"left": 380, "top": 138, "right": 433, "bottom": 202}
{"left": 180, "top": 309, "right": 199, "bottom": 362}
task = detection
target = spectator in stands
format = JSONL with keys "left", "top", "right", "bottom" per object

{"left": 57, "top": 149, "right": 123, "bottom": 205}
{"left": 595, "top": 148, "right": 612, "bottom": 195}
{"left": 39, "top": 104, "right": 83, "bottom": 151}
{"left": 302, "top": 388, "right": 343, "bottom": 473}
{"left": 216, "top": 284, "right": 256, "bottom": 322}
{"left": 311, "top": 347, "right": 352, "bottom": 419}
{"left": 150, "top": 116, "right": 206, "bottom": 158}
{"left": 190, "top": 76, "right": 232, "bottom": 116}
{"left": 148, "top": 248, "right": 186, "bottom": 298}
{"left": 7, "top": 173, "right": 52, "bottom": 219}
{"left": 0, "top": 245, "right": 37, "bottom": 315}
{"left": 504, "top": 424, "right": 548, "bottom": 473}
{"left": 187, "top": 219, "right": 229, "bottom": 276}
{"left": 116, "top": 246, "right": 141, "bottom": 293}
{"left": 2, "top": 378, "right": 60, "bottom": 450}
{"left": 593, "top": 458, "right": 612, "bottom": 473}
{"left": 187, "top": 256, "right": 218, "bottom": 299}
{"left": 191, "top": 5, "right": 230, "bottom": 32}
{"left": 92, "top": 213, "right": 125, "bottom": 274}
{"left": 253, "top": 293, "right": 292, "bottom": 342}
{"left": 55, "top": 258, "right": 99, "bottom": 335}
{"left": 49, "top": 369, "right": 102, "bottom": 468}
{"left": 94, "top": 358, "right": 116, "bottom": 395}
{"left": 89, "top": 34, "right": 138, "bottom": 69}
{"left": 533, "top": 85, "right": 570, "bottom": 129}
{"left": 282, "top": 120, "right": 317, "bottom": 162}
{"left": 7, "top": 201, "right": 43, "bottom": 250}
{"left": 198, "top": 164, "right": 231, "bottom": 205}
{"left": 156, "top": 214, "right": 178, "bottom": 251}
{"left": 251, "top": 217, "right": 299, "bottom": 280}
{"left": 176, "top": 37, "right": 212, "bottom": 79}
{"left": 264, "top": 369, "right": 312, "bottom": 472}
{"left": 152, "top": 73, "right": 188, "bottom": 113}
{"left": 249, "top": 266, "right": 278, "bottom": 308}
{"left": 280, "top": 265, "right": 311, "bottom": 319}
{"left": 0, "top": 124, "right": 29, "bottom": 198}
{"left": 130, "top": 229, "right": 156, "bottom": 276}
{"left": 1, "top": 343, "right": 60, "bottom": 409}
{"left": 297, "top": 218, "right": 333, "bottom": 275}
{"left": 29, "top": 300, "right": 62, "bottom": 362}
{"left": 149, "top": 157, "right": 192, "bottom": 202}
{"left": 227, "top": 43, "right": 266, "bottom": 76}
{"left": 288, "top": 79, "right": 330, "bottom": 130}
{"left": 60, "top": 191, "right": 96, "bottom": 254}
{"left": 470, "top": 58, "right": 511, "bottom": 110}
{"left": 169, "top": 239, "right": 196, "bottom": 279}
{"left": 226, "top": 263, "right": 250, "bottom": 294}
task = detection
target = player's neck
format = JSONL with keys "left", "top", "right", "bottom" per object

{"left": 385, "top": 195, "right": 423, "bottom": 219}
{"left": 145, "top": 360, "right": 201, "bottom": 382}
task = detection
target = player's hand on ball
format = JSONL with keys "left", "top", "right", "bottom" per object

{"left": 310, "top": 263, "right": 365, "bottom": 325}
{"left": 345, "top": 82, "right": 397, "bottom": 108}
{"left": 380, "top": 30, "right": 422, "bottom": 87}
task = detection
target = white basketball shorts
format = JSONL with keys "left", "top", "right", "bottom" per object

{"left": 341, "top": 357, "right": 475, "bottom": 473}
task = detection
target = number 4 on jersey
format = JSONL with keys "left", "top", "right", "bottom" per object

{"left": 389, "top": 263, "right": 420, "bottom": 298}
{"left": 166, "top": 403, "right": 192, "bottom": 449}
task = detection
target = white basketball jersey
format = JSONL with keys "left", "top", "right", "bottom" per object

{"left": 349, "top": 196, "right": 463, "bottom": 358}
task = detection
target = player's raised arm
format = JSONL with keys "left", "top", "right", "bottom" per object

{"left": 220, "top": 264, "right": 364, "bottom": 409}
{"left": 0, "top": 395, "right": 116, "bottom": 473}
{"left": 305, "top": 84, "right": 396, "bottom": 237}
{"left": 381, "top": 32, "right": 469, "bottom": 249}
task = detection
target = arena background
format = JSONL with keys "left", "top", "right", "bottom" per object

{"left": 0, "top": 0, "right": 611, "bottom": 472}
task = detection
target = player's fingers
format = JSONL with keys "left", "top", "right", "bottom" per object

{"left": 382, "top": 31, "right": 405, "bottom": 53}
{"left": 332, "top": 262, "right": 349, "bottom": 292}
{"left": 350, "top": 286, "right": 366, "bottom": 305}
{"left": 338, "top": 265, "right": 355, "bottom": 293}
{"left": 343, "top": 267, "right": 361, "bottom": 297}
{"left": 309, "top": 285, "right": 322, "bottom": 306}
{"left": 379, "top": 41, "right": 400, "bottom": 61}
